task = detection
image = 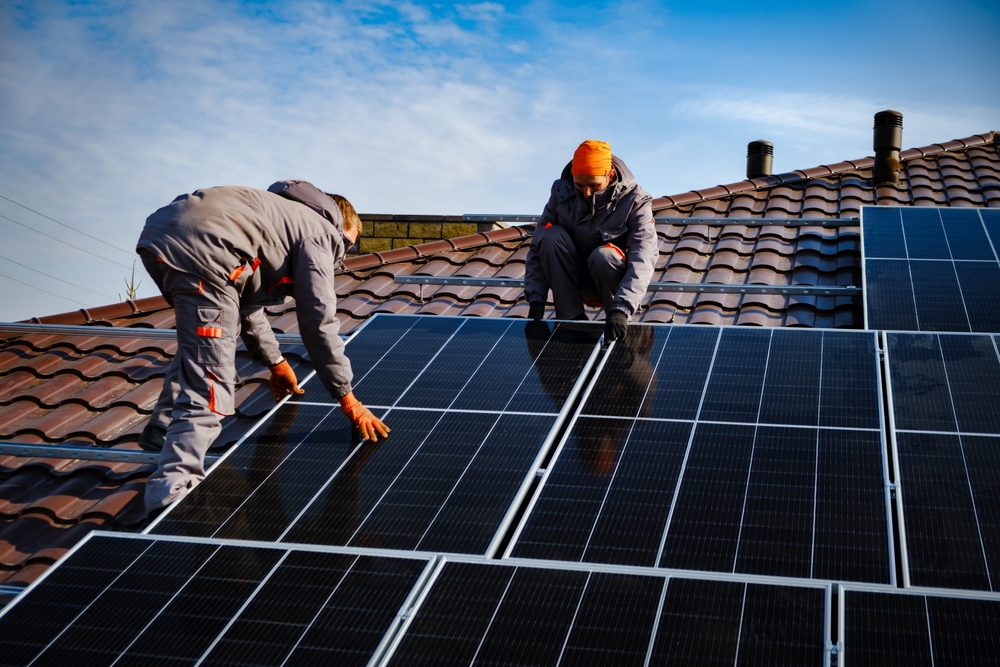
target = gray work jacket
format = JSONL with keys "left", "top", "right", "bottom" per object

{"left": 137, "top": 180, "right": 354, "bottom": 398}
{"left": 524, "top": 156, "right": 656, "bottom": 316}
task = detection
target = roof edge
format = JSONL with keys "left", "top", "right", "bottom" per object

{"left": 20, "top": 295, "right": 170, "bottom": 327}
{"left": 651, "top": 131, "right": 997, "bottom": 213}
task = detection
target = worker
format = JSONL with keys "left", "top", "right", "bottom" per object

{"left": 134, "top": 180, "right": 389, "bottom": 517}
{"left": 523, "top": 140, "right": 657, "bottom": 342}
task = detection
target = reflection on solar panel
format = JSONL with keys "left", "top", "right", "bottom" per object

{"left": 887, "top": 332, "right": 1000, "bottom": 591}
{"left": 152, "top": 315, "right": 602, "bottom": 556}
{"left": 509, "top": 325, "right": 893, "bottom": 584}
{"left": 863, "top": 206, "right": 1000, "bottom": 332}
{"left": 387, "top": 561, "right": 827, "bottom": 667}
{"left": 0, "top": 534, "right": 430, "bottom": 667}
{"left": 843, "top": 589, "right": 1000, "bottom": 664}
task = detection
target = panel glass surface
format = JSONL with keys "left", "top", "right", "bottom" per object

{"left": 155, "top": 315, "right": 600, "bottom": 555}
{"left": 511, "top": 325, "right": 891, "bottom": 584}
{"left": 0, "top": 535, "right": 427, "bottom": 667}
{"left": 888, "top": 332, "right": 1000, "bottom": 591}
{"left": 863, "top": 206, "right": 1000, "bottom": 332}
{"left": 388, "top": 562, "right": 825, "bottom": 667}
{"left": 844, "top": 591, "right": 1000, "bottom": 666}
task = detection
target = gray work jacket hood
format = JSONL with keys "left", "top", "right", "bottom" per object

{"left": 524, "top": 155, "right": 657, "bottom": 316}
{"left": 267, "top": 180, "right": 345, "bottom": 234}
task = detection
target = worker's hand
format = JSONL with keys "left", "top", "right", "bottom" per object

{"left": 604, "top": 310, "right": 629, "bottom": 343}
{"left": 527, "top": 301, "right": 545, "bottom": 321}
{"left": 340, "top": 392, "right": 391, "bottom": 441}
{"left": 269, "top": 359, "right": 305, "bottom": 402}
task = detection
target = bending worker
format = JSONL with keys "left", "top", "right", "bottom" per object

{"left": 135, "top": 179, "right": 389, "bottom": 516}
{"left": 523, "top": 140, "right": 657, "bottom": 341}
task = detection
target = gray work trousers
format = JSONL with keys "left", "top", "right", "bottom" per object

{"left": 532, "top": 223, "right": 627, "bottom": 319}
{"left": 141, "top": 252, "right": 239, "bottom": 513}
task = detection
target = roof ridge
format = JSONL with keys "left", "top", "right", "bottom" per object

{"left": 650, "top": 131, "right": 996, "bottom": 212}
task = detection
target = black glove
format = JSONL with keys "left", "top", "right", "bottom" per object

{"left": 527, "top": 301, "right": 545, "bottom": 321}
{"left": 604, "top": 310, "right": 628, "bottom": 342}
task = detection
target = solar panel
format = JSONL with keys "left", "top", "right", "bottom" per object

{"left": 843, "top": 589, "right": 1000, "bottom": 665}
{"left": 863, "top": 206, "right": 1000, "bottom": 332}
{"left": 0, "top": 533, "right": 431, "bottom": 667}
{"left": 508, "top": 324, "right": 893, "bottom": 584}
{"left": 152, "top": 315, "right": 603, "bottom": 556}
{"left": 385, "top": 561, "right": 827, "bottom": 667}
{"left": 886, "top": 331, "right": 1000, "bottom": 591}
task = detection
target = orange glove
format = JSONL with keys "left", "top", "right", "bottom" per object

{"left": 340, "top": 391, "right": 390, "bottom": 441}
{"left": 269, "top": 359, "right": 305, "bottom": 402}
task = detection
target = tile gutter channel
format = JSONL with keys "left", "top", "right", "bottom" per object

{"left": 0, "top": 441, "right": 220, "bottom": 465}
{"left": 0, "top": 322, "right": 318, "bottom": 344}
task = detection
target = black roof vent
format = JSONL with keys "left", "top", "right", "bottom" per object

{"left": 746, "top": 140, "right": 773, "bottom": 179}
{"left": 873, "top": 110, "right": 903, "bottom": 186}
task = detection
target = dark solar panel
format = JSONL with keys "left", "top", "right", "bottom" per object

{"left": 863, "top": 206, "right": 1000, "bottom": 333}
{"left": 510, "top": 325, "right": 891, "bottom": 584}
{"left": 0, "top": 534, "right": 427, "bottom": 667}
{"left": 154, "top": 315, "right": 599, "bottom": 555}
{"left": 844, "top": 590, "right": 1000, "bottom": 666}
{"left": 387, "top": 562, "right": 826, "bottom": 667}
{"left": 888, "top": 332, "right": 1000, "bottom": 591}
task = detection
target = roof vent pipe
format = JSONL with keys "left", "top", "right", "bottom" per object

{"left": 872, "top": 110, "right": 903, "bottom": 186}
{"left": 746, "top": 140, "right": 773, "bottom": 179}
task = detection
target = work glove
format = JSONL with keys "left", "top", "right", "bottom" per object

{"left": 527, "top": 301, "right": 546, "bottom": 321}
{"left": 340, "top": 392, "right": 391, "bottom": 441}
{"left": 269, "top": 359, "right": 305, "bottom": 402}
{"left": 604, "top": 310, "right": 629, "bottom": 343}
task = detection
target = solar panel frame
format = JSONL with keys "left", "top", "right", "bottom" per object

{"left": 884, "top": 330, "right": 1000, "bottom": 592}
{"left": 147, "top": 314, "right": 604, "bottom": 558}
{"left": 503, "top": 323, "right": 897, "bottom": 587}
{"left": 839, "top": 583, "right": 1000, "bottom": 666}
{"left": 0, "top": 531, "right": 440, "bottom": 667}
{"left": 861, "top": 206, "right": 1000, "bottom": 333}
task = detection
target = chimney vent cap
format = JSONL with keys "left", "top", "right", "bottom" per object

{"left": 874, "top": 110, "right": 903, "bottom": 128}
{"left": 747, "top": 140, "right": 774, "bottom": 156}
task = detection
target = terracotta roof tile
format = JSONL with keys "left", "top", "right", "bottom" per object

{"left": 0, "top": 129, "right": 994, "bottom": 591}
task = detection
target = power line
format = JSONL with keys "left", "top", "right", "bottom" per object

{"left": 0, "top": 270, "right": 91, "bottom": 307}
{"left": 0, "top": 253, "right": 116, "bottom": 301}
{"left": 0, "top": 193, "right": 135, "bottom": 256}
{"left": 0, "top": 212, "right": 133, "bottom": 270}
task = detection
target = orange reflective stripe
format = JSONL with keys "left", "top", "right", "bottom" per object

{"left": 605, "top": 243, "right": 625, "bottom": 260}
{"left": 251, "top": 257, "right": 260, "bottom": 271}
{"left": 227, "top": 264, "right": 246, "bottom": 282}
{"left": 196, "top": 326, "right": 223, "bottom": 338}
{"left": 268, "top": 276, "right": 294, "bottom": 292}
{"left": 208, "top": 376, "right": 217, "bottom": 414}
{"left": 544, "top": 222, "right": 553, "bottom": 229}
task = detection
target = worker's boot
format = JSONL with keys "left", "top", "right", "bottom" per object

{"left": 138, "top": 423, "right": 167, "bottom": 452}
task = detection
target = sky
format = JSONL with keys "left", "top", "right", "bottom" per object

{"left": 1, "top": 1, "right": 998, "bottom": 321}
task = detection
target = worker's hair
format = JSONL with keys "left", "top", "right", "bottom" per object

{"left": 327, "top": 193, "right": 361, "bottom": 235}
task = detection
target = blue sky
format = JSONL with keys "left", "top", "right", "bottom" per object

{"left": 1, "top": 0, "right": 997, "bottom": 321}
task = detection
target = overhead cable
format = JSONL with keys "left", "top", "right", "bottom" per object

{"left": 0, "top": 193, "right": 135, "bottom": 255}
{"left": 0, "top": 213, "right": 133, "bottom": 270}
{"left": 0, "top": 270, "right": 90, "bottom": 306}
{"left": 0, "top": 253, "right": 116, "bottom": 301}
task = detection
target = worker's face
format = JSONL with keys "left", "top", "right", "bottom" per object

{"left": 573, "top": 168, "right": 616, "bottom": 199}
{"left": 344, "top": 225, "right": 360, "bottom": 248}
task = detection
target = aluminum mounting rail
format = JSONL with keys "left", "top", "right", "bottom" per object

{"left": 459, "top": 215, "right": 858, "bottom": 226}
{"left": 394, "top": 275, "right": 861, "bottom": 297}
{"left": 0, "top": 322, "right": 325, "bottom": 344}
{"left": 0, "top": 441, "right": 221, "bottom": 464}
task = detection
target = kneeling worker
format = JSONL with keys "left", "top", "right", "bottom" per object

{"left": 136, "top": 179, "right": 389, "bottom": 517}
{"left": 523, "top": 140, "right": 657, "bottom": 341}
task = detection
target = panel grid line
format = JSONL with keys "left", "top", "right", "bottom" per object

{"left": 731, "top": 329, "right": 774, "bottom": 573}
{"left": 579, "top": 419, "right": 641, "bottom": 560}
{"left": 466, "top": 566, "right": 518, "bottom": 666}
{"left": 106, "top": 544, "right": 225, "bottom": 667}
{"left": 936, "top": 334, "right": 994, "bottom": 590}
{"left": 276, "top": 554, "right": 360, "bottom": 667}
{"left": 731, "top": 583, "right": 749, "bottom": 667}
{"left": 654, "top": 328, "right": 723, "bottom": 566}
{"left": 923, "top": 596, "right": 937, "bottom": 667}
{"left": 981, "top": 209, "right": 1000, "bottom": 262}
{"left": 641, "top": 577, "right": 671, "bottom": 667}
{"left": 553, "top": 571, "right": 592, "bottom": 667}
{"left": 937, "top": 210, "right": 975, "bottom": 331}
{"left": 25, "top": 540, "right": 162, "bottom": 667}
{"left": 389, "top": 319, "right": 469, "bottom": 409}
{"left": 192, "top": 550, "right": 292, "bottom": 666}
